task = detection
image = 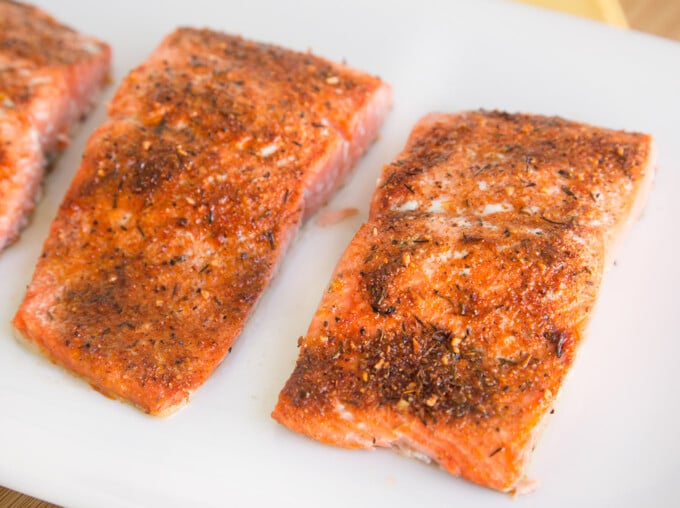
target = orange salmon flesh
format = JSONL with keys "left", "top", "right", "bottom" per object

{"left": 13, "top": 28, "right": 392, "bottom": 415}
{"left": 0, "top": 0, "right": 110, "bottom": 251}
{"left": 272, "top": 110, "right": 655, "bottom": 492}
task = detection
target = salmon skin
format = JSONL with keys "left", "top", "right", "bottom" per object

{"left": 0, "top": 0, "right": 110, "bottom": 251}
{"left": 272, "top": 111, "right": 655, "bottom": 492}
{"left": 13, "top": 28, "right": 392, "bottom": 415}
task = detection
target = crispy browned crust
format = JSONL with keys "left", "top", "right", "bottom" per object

{"left": 0, "top": 1, "right": 103, "bottom": 67}
{"left": 272, "top": 110, "right": 654, "bottom": 491}
{"left": 0, "top": 0, "right": 111, "bottom": 249}
{"left": 13, "top": 28, "right": 391, "bottom": 415}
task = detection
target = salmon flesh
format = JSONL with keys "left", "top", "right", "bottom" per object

{"left": 272, "top": 110, "right": 655, "bottom": 492}
{"left": 0, "top": 0, "right": 110, "bottom": 251}
{"left": 13, "top": 28, "right": 392, "bottom": 415}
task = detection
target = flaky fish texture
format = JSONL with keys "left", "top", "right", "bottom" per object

{"left": 0, "top": 0, "right": 110, "bottom": 251}
{"left": 13, "top": 28, "right": 392, "bottom": 415}
{"left": 273, "top": 110, "right": 655, "bottom": 492}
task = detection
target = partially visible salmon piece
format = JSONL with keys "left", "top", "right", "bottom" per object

{"left": 0, "top": 1, "right": 111, "bottom": 251}
{"left": 13, "top": 28, "right": 392, "bottom": 415}
{"left": 272, "top": 111, "right": 655, "bottom": 492}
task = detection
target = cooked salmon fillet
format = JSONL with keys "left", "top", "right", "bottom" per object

{"left": 13, "top": 28, "right": 392, "bottom": 415}
{"left": 0, "top": 0, "right": 110, "bottom": 251}
{"left": 272, "top": 111, "right": 655, "bottom": 492}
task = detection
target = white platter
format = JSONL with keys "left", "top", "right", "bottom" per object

{"left": 1, "top": 1, "right": 679, "bottom": 506}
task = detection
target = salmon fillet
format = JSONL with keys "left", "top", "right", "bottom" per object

{"left": 272, "top": 111, "right": 655, "bottom": 492}
{"left": 0, "top": 0, "right": 110, "bottom": 251}
{"left": 13, "top": 28, "right": 392, "bottom": 415}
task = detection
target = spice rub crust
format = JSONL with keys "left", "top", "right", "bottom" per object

{"left": 0, "top": 0, "right": 111, "bottom": 250}
{"left": 13, "top": 28, "right": 392, "bottom": 415}
{"left": 273, "top": 110, "right": 654, "bottom": 491}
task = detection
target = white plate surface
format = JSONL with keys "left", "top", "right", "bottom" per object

{"left": 2, "top": 1, "right": 679, "bottom": 506}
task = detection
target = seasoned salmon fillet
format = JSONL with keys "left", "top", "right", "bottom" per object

{"left": 13, "top": 28, "right": 392, "bottom": 415}
{"left": 0, "top": 0, "right": 110, "bottom": 251}
{"left": 272, "top": 111, "right": 655, "bottom": 492}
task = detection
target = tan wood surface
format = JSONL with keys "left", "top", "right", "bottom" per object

{"left": 1, "top": 0, "right": 678, "bottom": 507}
{"left": 622, "top": 0, "right": 680, "bottom": 40}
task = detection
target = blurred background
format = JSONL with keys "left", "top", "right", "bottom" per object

{"left": 522, "top": 0, "right": 680, "bottom": 40}
{"left": 620, "top": 0, "right": 680, "bottom": 40}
